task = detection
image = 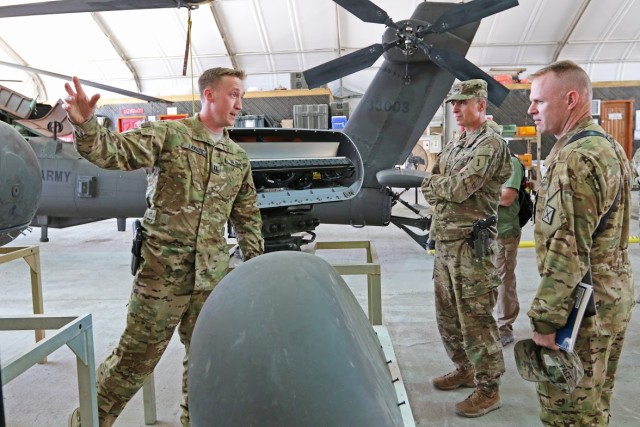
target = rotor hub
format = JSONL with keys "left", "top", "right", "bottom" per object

{"left": 394, "top": 21, "right": 426, "bottom": 56}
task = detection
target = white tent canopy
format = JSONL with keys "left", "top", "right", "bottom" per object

{"left": 1, "top": 0, "right": 639, "bottom": 104}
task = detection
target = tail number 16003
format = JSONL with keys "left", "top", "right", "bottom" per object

{"left": 367, "top": 100, "right": 410, "bottom": 113}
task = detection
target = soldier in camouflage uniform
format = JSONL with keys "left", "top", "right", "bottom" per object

{"left": 526, "top": 60, "right": 634, "bottom": 426}
{"left": 64, "top": 68, "right": 264, "bottom": 426}
{"left": 421, "top": 79, "right": 512, "bottom": 417}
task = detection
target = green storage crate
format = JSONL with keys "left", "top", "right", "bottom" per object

{"left": 293, "top": 104, "right": 329, "bottom": 129}
{"left": 235, "top": 115, "right": 265, "bottom": 128}
{"left": 502, "top": 124, "right": 516, "bottom": 137}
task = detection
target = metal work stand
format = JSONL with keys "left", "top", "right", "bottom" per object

{"left": 0, "top": 314, "right": 98, "bottom": 426}
{"left": 308, "top": 240, "right": 382, "bottom": 325}
{"left": 1, "top": 246, "right": 98, "bottom": 424}
{"left": 0, "top": 246, "right": 46, "bottom": 356}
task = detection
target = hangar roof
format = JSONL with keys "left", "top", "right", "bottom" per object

{"left": 0, "top": 0, "right": 639, "bottom": 104}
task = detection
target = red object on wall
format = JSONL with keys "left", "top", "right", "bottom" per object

{"left": 493, "top": 74, "right": 514, "bottom": 85}
{"left": 117, "top": 115, "right": 145, "bottom": 132}
{"left": 158, "top": 114, "right": 188, "bottom": 121}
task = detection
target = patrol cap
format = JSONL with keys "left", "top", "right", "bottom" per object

{"left": 445, "top": 79, "right": 488, "bottom": 102}
{"left": 514, "top": 339, "right": 584, "bottom": 394}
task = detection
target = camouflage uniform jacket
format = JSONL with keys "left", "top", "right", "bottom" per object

{"left": 528, "top": 118, "right": 634, "bottom": 335}
{"left": 73, "top": 115, "right": 264, "bottom": 291}
{"left": 422, "top": 121, "right": 512, "bottom": 241}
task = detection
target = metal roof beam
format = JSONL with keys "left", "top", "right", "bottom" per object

{"left": 208, "top": 2, "right": 239, "bottom": 69}
{"left": 0, "top": 37, "right": 47, "bottom": 101}
{"left": 90, "top": 12, "right": 142, "bottom": 93}
{"left": 552, "top": 0, "right": 591, "bottom": 62}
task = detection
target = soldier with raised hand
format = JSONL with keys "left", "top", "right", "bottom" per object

{"left": 526, "top": 60, "right": 633, "bottom": 426}
{"left": 421, "top": 79, "right": 512, "bottom": 418}
{"left": 64, "top": 68, "right": 264, "bottom": 426}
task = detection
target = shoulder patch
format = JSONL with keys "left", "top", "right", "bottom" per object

{"left": 541, "top": 205, "right": 556, "bottom": 225}
{"left": 469, "top": 155, "right": 487, "bottom": 172}
{"left": 469, "top": 146, "right": 493, "bottom": 173}
{"left": 541, "top": 189, "right": 561, "bottom": 227}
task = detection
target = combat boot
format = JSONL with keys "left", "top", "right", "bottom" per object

{"left": 68, "top": 407, "right": 80, "bottom": 427}
{"left": 455, "top": 388, "right": 501, "bottom": 417}
{"left": 68, "top": 408, "right": 115, "bottom": 426}
{"left": 432, "top": 367, "right": 475, "bottom": 390}
{"left": 499, "top": 331, "right": 514, "bottom": 346}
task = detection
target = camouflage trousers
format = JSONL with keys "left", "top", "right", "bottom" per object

{"left": 494, "top": 234, "right": 521, "bottom": 332}
{"left": 536, "top": 328, "right": 627, "bottom": 426}
{"left": 95, "top": 242, "right": 212, "bottom": 427}
{"left": 433, "top": 238, "right": 505, "bottom": 390}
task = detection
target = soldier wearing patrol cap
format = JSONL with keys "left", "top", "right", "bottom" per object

{"left": 445, "top": 78, "right": 488, "bottom": 101}
{"left": 526, "top": 60, "right": 633, "bottom": 426}
{"left": 421, "top": 79, "right": 512, "bottom": 417}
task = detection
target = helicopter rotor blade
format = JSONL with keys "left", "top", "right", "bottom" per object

{"left": 332, "top": 0, "right": 397, "bottom": 27}
{"left": 0, "top": 60, "right": 173, "bottom": 104}
{"left": 419, "top": 0, "right": 519, "bottom": 36}
{"left": 303, "top": 43, "right": 386, "bottom": 89}
{"left": 414, "top": 43, "right": 510, "bottom": 106}
{"left": 0, "top": 0, "right": 198, "bottom": 18}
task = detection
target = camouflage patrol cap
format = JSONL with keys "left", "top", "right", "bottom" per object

{"left": 445, "top": 79, "right": 488, "bottom": 102}
{"left": 514, "top": 339, "right": 584, "bottom": 394}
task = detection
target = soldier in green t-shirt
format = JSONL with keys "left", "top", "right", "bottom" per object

{"left": 494, "top": 155, "right": 524, "bottom": 346}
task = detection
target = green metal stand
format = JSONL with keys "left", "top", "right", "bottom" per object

{"left": 0, "top": 314, "right": 98, "bottom": 426}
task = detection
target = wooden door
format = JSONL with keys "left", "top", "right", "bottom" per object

{"left": 600, "top": 100, "right": 633, "bottom": 159}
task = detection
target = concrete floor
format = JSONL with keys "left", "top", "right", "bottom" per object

{"left": 1, "top": 190, "right": 639, "bottom": 427}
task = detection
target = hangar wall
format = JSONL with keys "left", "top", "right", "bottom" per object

{"left": 92, "top": 82, "right": 639, "bottom": 162}
{"left": 94, "top": 89, "right": 333, "bottom": 131}
{"left": 488, "top": 83, "right": 640, "bottom": 160}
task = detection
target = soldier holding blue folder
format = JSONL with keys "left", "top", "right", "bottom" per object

{"left": 525, "top": 60, "right": 634, "bottom": 426}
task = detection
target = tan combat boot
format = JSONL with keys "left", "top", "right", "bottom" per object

{"left": 432, "top": 367, "right": 475, "bottom": 390}
{"left": 68, "top": 407, "right": 80, "bottom": 427}
{"left": 455, "top": 388, "right": 501, "bottom": 417}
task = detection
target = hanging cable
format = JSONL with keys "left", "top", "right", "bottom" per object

{"left": 182, "top": 9, "right": 192, "bottom": 77}
{"left": 182, "top": 8, "right": 196, "bottom": 115}
{"left": 190, "top": 10, "right": 196, "bottom": 115}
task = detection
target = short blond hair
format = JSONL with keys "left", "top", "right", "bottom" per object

{"left": 198, "top": 67, "right": 246, "bottom": 97}
{"left": 530, "top": 60, "right": 592, "bottom": 100}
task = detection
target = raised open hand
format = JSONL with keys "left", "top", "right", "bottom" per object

{"left": 62, "top": 76, "right": 101, "bottom": 125}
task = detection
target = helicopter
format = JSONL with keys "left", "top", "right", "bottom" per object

{"left": 0, "top": 0, "right": 519, "bottom": 251}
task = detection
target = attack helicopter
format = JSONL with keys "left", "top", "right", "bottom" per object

{"left": 0, "top": 0, "right": 518, "bottom": 251}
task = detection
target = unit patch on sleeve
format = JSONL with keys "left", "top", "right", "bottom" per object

{"left": 542, "top": 205, "right": 556, "bottom": 225}
{"left": 468, "top": 147, "right": 492, "bottom": 173}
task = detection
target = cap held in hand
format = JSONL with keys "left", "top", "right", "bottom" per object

{"left": 514, "top": 339, "right": 584, "bottom": 394}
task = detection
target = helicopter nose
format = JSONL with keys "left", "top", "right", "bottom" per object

{"left": 0, "top": 121, "right": 42, "bottom": 246}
